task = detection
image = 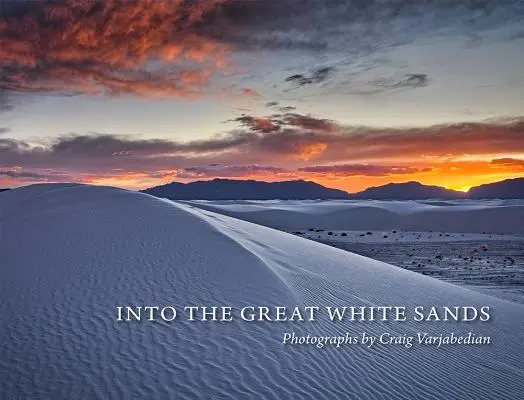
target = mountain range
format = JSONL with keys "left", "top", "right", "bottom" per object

{"left": 142, "top": 177, "right": 524, "bottom": 200}
{"left": 3, "top": 177, "right": 522, "bottom": 200}
{"left": 350, "top": 181, "right": 465, "bottom": 200}
{"left": 142, "top": 179, "right": 350, "bottom": 200}
{"left": 468, "top": 178, "right": 524, "bottom": 199}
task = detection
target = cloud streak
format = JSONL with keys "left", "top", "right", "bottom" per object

{"left": 2, "top": 114, "right": 523, "bottom": 163}
{"left": 1, "top": 114, "right": 523, "bottom": 188}
{"left": 0, "top": 169, "right": 46, "bottom": 179}
{"left": 491, "top": 158, "right": 524, "bottom": 168}
{"left": 299, "top": 164, "right": 432, "bottom": 177}
{"left": 175, "top": 165, "right": 288, "bottom": 179}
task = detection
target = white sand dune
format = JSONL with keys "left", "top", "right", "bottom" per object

{"left": 186, "top": 199, "right": 524, "bottom": 234}
{"left": 1, "top": 184, "right": 523, "bottom": 399}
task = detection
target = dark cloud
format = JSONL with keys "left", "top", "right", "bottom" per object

{"left": 402, "top": 74, "right": 429, "bottom": 88}
{"left": 176, "top": 164, "right": 287, "bottom": 179}
{"left": 285, "top": 66, "right": 335, "bottom": 87}
{"left": 2, "top": 115, "right": 523, "bottom": 177}
{"left": 373, "top": 73, "right": 430, "bottom": 91}
{"left": 227, "top": 112, "right": 337, "bottom": 135}
{"left": 352, "top": 73, "right": 431, "bottom": 95}
{"left": 37, "top": 131, "right": 260, "bottom": 161}
{"left": 264, "top": 102, "right": 297, "bottom": 113}
{"left": 208, "top": 1, "right": 521, "bottom": 101}
{"left": 175, "top": 163, "right": 431, "bottom": 179}
{"left": 282, "top": 113, "right": 337, "bottom": 133}
{"left": 278, "top": 60, "right": 432, "bottom": 101}
{"left": 285, "top": 71, "right": 432, "bottom": 99}
{"left": 1, "top": 112, "right": 523, "bottom": 188}
{"left": 227, "top": 115, "right": 282, "bottom": 133}
{"left": 299, "top": 164, "right": 432, "bottom": 177}
{"left": 491, "top": 158, "right": 524, "bottom": 168}
{"left": 197, "top": 0, "right": 524, "bottom": 55}
{"left": 0, "top": 169, "right": 47, "bottom": 179}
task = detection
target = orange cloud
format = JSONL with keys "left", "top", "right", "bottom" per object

{"left": 166, "top": 160, "right": 523, "bottom": 193}
{"left": 3, "top": 157, "right": 523, "bottom": 193}
{"left": 240, "top": 88, "right": 261, "bottom": 97}
{"left": 310, "top": 160, "right": 524, "bottom": 193}
{"left": 1, "top": 114, "right": 523, "bottom": 191}
{"left": 0, "top": 0, "right": 231, "bottom": 98}
{"left": 293, "top": 142, "right": 328, "bottom": 161}
{"left": 491, "top": 158, "right": 524, "bottom": 168}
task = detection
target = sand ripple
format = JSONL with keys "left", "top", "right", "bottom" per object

{"left": 1, "top": 184, "right": 523, "bottom": 399}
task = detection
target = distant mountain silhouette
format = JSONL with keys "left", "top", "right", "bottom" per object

{"left": 0, "top": 189, "right": 9, "bottom": 193}
{"left": 350, "top": 181, "right": 465, "bottom": 200}
{"left": 142, "top": 179, "right": 351, "bottom": 200}
{"left": 468, "top": 178, "right": 524, "bottom": 199}
{"left": 143, "top": 178, "right": 524, "bottom": 200}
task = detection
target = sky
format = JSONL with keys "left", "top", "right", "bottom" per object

{"left": 0, "top": 0, "right": 523, "bottom": 193}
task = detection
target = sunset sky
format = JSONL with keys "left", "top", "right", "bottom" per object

{"left": 1, "top": 0, "right": 523, "bottom": 193}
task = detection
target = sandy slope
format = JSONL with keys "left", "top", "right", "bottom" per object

{"left": 1, "top": 184, "right": 523, "bottom": 399}
{"left": 186, "top": 199, "right": 524, "bottom": 233}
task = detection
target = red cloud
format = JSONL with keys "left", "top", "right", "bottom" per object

{"left": 0, "top": 0, "right": 231, "bottom": 98}
{"left": 1, "top": 114, "right": 523, "bottom": 190}
{"left": 491, "top": 158, "right": 524, "bottom": 168}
